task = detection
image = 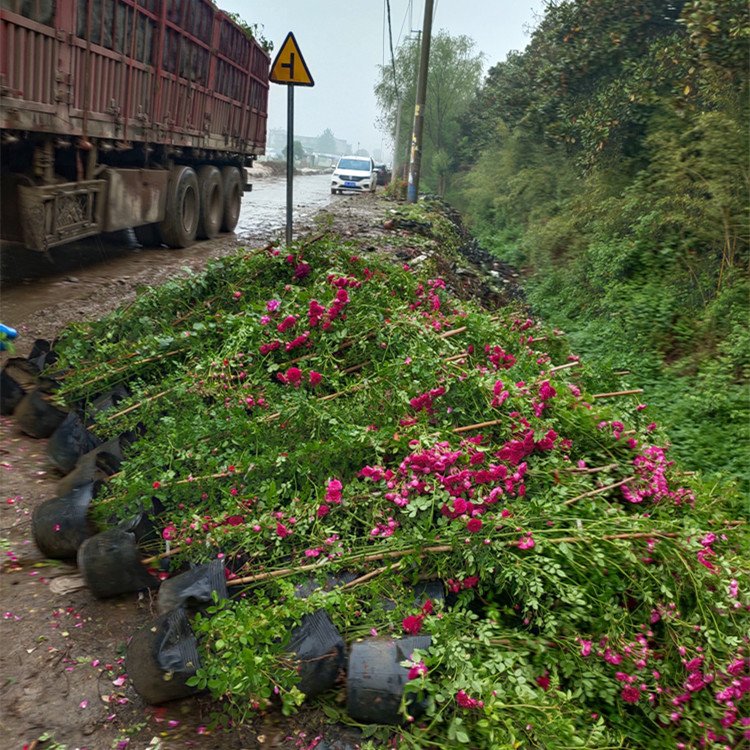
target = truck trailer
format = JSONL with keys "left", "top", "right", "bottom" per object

{"left": 0, "top": 0, "right": 270, "bottom": 250}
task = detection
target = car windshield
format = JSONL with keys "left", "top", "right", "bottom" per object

{"left": 338, "top": 159, "right": 370, "bottom": 171}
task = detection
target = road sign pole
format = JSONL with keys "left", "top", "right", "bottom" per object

{"left": 286, "top": 84, "right": 294, "bottom": 247}
{"left": 270, "top": 32, "right": 314, "bottom": 246}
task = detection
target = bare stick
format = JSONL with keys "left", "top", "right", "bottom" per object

{"left": 227, "top": 544, "right": 453, "bottom": 587}
{"left": 282, "top": 332, "right": 374, "bottom": 369}
{"left": 317, "top": 384, "right": 365, "bottom": 403}
{"left": 172, "top": 471, "right": 232, "bottom": 486}
{"left": 106, "top": 388, "right": 174, "bottom": 421}
{"left": 549, "top": 531, "right": 678, "bottom": 544}
{"left": 79, "top": 350, "right": 182, "bottom": 388}
{"left": 340, "top": 562, "right": 402, "bottom": 591}
{"left": 568, "top": 463, "right": 619, "bottom": 474}
{"left": 341, "top": 362, "right": 366, "bottom": 375}
{"left": 142, "top": 547, "right": 184, "bottom": 565}
{"left": 592, "top": 389, "right": 644, "bottom": 399}
{"left": 438, "top": 326, "right": 467, "bottom": 339}
{"left": 225, "top": 531, "right": 679, "bottom": 588}
{"left": 563, "top": 476, "right": 635, "bottom": 506}
{"left": 444, "top": 352, "right": 470, "bottom": 363}
{"left": 549, "top": 361, "right": 581, "bottom": 374}
{"left": 453, "top": 418, "right": 503, "bottom": 434}
{"left": 262, "top": 383, "right": 366, "bottom": 421}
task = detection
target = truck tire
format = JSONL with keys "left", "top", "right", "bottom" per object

{"left": 133, "top": 223, "right": 163, "bottom": 247}
{"left": 196, "top": 165, "right": 224, "bottom": 240}
{"left": 158, "top": 166, "right": 199, "bottom": 248}
{"left": 221, "top": 166, "right": 243, "bottom": 233}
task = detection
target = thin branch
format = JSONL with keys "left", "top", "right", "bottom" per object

{"left": 106, "top": 388, "right": 174, "bottom": 421}
{"left": 563, "top": 476, "right": 635, "bottom": 506}
{"left": 549, "top": 361, "right": 581, "bottom": 374}
{"left": 568, "top": 463, "right": 619, "bottom": 474}
{"left": 437, "top": 326, "right": 467, "bottom": 339}
{"left": 340, "top": 562, "right": 401, "bottom": 591}
{"left": 592, "top": 389, "right": 644, "bottom": 399}
{"left": 453, "top": 418, "right": 503, "bottom": 434}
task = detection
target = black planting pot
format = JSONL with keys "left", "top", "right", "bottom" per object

{"left": 84, "top": 384, "right": 131, "bottom": 419}
{"left": 314, "top": 728, "right": 363, "bottom": 750}
{"left": 77, "top": 528, "right": 160, "bottom": 599}
{"left": 126, "top": 608, "right": 202, "bottom": 705}
{"left": 156, "top": 560, "right": 228, "bottom": 615}
{"left": 346, "top": 636, "right": 432, "bottom": 725}
{"left": 119, "top": 501, "right": 164, "bottom": 549}
{"left": 27, "top": 338, "right": 59, "bottom": 372}
{"left": 287, "top": 609, "right": 346, "bottom": 698}
{"left": 382, "top": 580, "right": 446, "bottom": 612}
{"left": 294, "top": 571, "right": 359, "bottom": 599}
{"left": 2, "top": 356, "right": 40, "bottom": 391}
{"left": 413, "top": 580, "right": 445, "bottom": 606}
{"left": 47, "top": 411, "right": 102, "bottom": 474}
{"left": 57, "top": 438, "right": 123, "bottom": 496}
{"left": 31, "top": 482, "right": 101, "bottom": 559}
{"left": 14, "top": 390, "right": 68, "bottom": 438}
{"left": 0, "top": 367, "right": 26, "bottom": 415}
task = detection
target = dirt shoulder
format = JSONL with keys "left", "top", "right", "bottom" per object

{"left": 0, "top": 193, "right": 520, "bottom": 750}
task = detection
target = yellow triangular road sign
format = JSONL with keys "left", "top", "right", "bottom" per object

{"left": 270, "top": 32, "right": 314, "bottom": 86}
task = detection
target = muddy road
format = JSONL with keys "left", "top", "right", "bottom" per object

{"left": 0, "top": 173, "right": 337, "bottom": 346}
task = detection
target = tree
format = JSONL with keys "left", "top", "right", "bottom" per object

{"left": 282, "top": 140, "right": 306, "bottom": 163}
{"left": 450, "top": 0, "right": 749, "bottom": 483}
{"left": 375, "top": 31, "right": 483, "bottom": 195}
{"left": 317, "top": 128, "right": 337, "bottom": 154}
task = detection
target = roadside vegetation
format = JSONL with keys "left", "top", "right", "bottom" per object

{"left": 375, "top": 30, "right": 484, "bottom": 195}
{"left": 48, "top": 200, "right": 747, "bottom": 748}
{"left": 447, "top": 0, "right": 749, "bottom": 488}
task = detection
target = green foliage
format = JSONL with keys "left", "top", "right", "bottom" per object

{"left": 282, "top": 140, "right": 306, "bottom": 163}
{"left": 375, "top": 32, "right": 484, "bottom": 195}
{"left": 223, "top": 12, "right": 272, "bottom": 52}
{"left": 50, "top": 202, "right": 748, "bottom": 748}
{"left": 453, "top": 0, "right": 749, "bottom": 488}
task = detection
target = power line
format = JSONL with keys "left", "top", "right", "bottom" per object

{"left": 382, "top": 0, "right": 386, "bottom": 69}
{"left": 397, "top": 0, "right": 411, "bottom": 47}
{"left": 386, "top": 0, "right": 400, "bottom": 100}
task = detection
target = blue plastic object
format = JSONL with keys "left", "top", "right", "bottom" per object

{"left": 0, "top": 324, "right": 18, "bottom": 350}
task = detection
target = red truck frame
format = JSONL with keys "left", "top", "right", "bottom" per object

{"left": 1, "top": 0, "right": 270, "bottom": 250}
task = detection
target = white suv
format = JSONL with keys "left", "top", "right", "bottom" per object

{"left": 331, "top": 156, "right": 377, "bottom": 194}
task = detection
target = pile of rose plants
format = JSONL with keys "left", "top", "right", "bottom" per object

{"left": 45, "top": 206, "right": 749, "bottom": 749}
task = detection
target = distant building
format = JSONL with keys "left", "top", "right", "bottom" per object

{"left": 266, "top": 128, "right": 352, "bottom": 159}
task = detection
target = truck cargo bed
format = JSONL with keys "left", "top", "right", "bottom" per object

{"left": 0, "top": 0, "right": 269, "bottom": 155}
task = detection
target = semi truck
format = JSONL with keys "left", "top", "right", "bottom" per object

{"left": 0, "top": 0, "right": 270, "bottom": 251}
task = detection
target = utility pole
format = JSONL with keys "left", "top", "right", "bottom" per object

{"left": 392, "top": 99, "right": 402, "bottom": 178}
{"left": 406, "top": 0, "right": 434, "bottom": 203}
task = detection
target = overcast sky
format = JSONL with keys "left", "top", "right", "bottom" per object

{"left": 220, "top": 1, "right": 545, "bottom": 158}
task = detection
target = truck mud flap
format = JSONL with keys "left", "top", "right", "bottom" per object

{"left": 18, "top": 180, "right": 106, "bottom": 250}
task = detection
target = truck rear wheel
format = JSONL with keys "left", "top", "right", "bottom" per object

{"left": 221, "top": 166, "right": 243, "bottom": 233}
{"left": 159, "top": 166, "right": 199, "bottom": 248}
{"left": 197, "top": 166, "right": 224, "bottom": 240}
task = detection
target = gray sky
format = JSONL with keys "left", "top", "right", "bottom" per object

{"left": 221, "top": 1, "right": 545, "bottom": 157}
